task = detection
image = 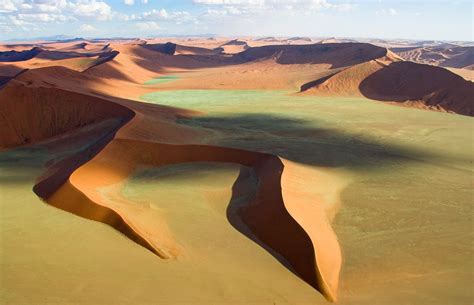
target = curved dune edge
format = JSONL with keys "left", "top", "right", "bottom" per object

{"left": 300, "top": 57, "right": 474, "bottom": 116}
{"left": 281, "top": 160, "right": 348, "bottom": 301}
{"left": 7, "top": 72, "right": 346, "bottom": 301}
{"left": 39, "top": 137, "right": 344, "bottom": 301}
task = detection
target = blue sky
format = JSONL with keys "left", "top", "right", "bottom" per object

{"left": 0, "top": 0, "right": 472, "bottom": 41}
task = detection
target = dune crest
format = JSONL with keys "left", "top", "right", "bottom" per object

{"left": 41, "top": 136, "right": 345, "bottom": 301}
{"left": 3, "top": 37, "right": 471, "bottom": 304}
{"left": 302, "top": 58, "right": 474, "bottom": 116}
{"left": 0, "top": 81, "right": 133, "bottom": 148}
{"left": 0, "top": 74, "right": 347, "bottom": 300}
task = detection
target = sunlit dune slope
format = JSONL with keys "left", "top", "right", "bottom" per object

{"left": 302, "top": 59, "right": 474, "bottom": 115}
{"left": 45, "top": 138, "right": 343, "bottom": 301}
{"left": 235, "top": 43, "right": 388, "bottom": 67}
{"left": 1, "top": 38, "right": 473, "bottom": 305}
{"left": 0, "top": 80, "right": 133, "bottom": 148}
{"left": 0, "top": 66, "right": 344, "bottom": 300}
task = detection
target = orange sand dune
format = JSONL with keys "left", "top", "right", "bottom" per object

{"left": 43, "top": 137, "right": 342, "bottom": 301}
{"left": 58, "top": 41, "right": 111, "bottom": 53}
{"left": 392, "top": 45, "right": 474, "bottom": 69}
{"left": 0, "top": 70, "right": 343, "bottom": 300}
{"left": 0, "top": 45, "right": 119, "bottom": 73}
{"left": 302, "top": 59, "right": 474, "bottom": 115}
{"left": 391, "top": 45, "right": 474, "bottom": 81}
{"left": 175, "top": 44, "right": 220, "bottom": 55}
{"left": 235, "top": 43, "right": 388, "bottom": 68}
{"left": 0, "top": 80, "right": 133, "bottom": 148}
{"left": 218, "top": 39, "right": 250, "bottom": 54}
{"left": 0, "top": 46, "right": 42, "bottom": 62}
{"left": 5, "top": 65, "right": 160, "bottom": 101}
{"left": 84, "top": 42, "right": 389, "bottom": 86}
{"left": 2, "top": 38, "right": 472, "bottom": 305}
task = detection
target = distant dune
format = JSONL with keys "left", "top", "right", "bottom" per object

{"left": 218, "top": 39, "right": 250, "bottom": 54}
{"left": 235, "top": 43, "right": 388, "bottom": 67}
{"left": 392, "top": 45, "right": 474, "bottom": 69}
{"left": 0, "top": 80, "right": 132, "bottom": 148}
{"left": 0, "top": 47, "right": 43, "bottom": 62}
{"left": 0, "top": 68, "right": 343, "bottom": 301}
{"left": 1, "top": 37, "right": 473, "bottom": 305}
{"left": 302, "top": 59, "right": 474, "bottom": 115}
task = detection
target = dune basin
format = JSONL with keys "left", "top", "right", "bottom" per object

{"left": 0, "top": 37, "right": 473, "bottom": 305}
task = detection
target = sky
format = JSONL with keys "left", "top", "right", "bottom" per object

{"left": 0, "top": 0, "right": 472, "bottom": 41}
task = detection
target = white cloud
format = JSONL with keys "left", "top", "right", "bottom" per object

{"left": 388, "top": 8, "right": 398, "bottom": 15}
{"left": 193, "top": 0, "right": 354, "bottom": 15}
{"left": 136, "top": 21, "right": 160, "bottom": 31}
{"left": 17, "top": 13, "right": 73, "bottom": 23}
{"left": 79, "top": 23, "right": 97, "bottom": 32}
{"left": 193, "top": 0, "right": 264, "bottom": 4}
{"left": 72, "top": 0, "right": 112, "bottom": 21}
{"left": 123, "top": 0, "right": 134, "bottom": 5}
{"left": 141, "top": 0, "right": 148, "bottom": 3}
{"left": 139, "top": 8, "right": 195, "bottom": 23}
{"left": 0, "top": 24, "right": 13, "bottom": 32}
{"left": 0, "top": 0, "right": 113, "bottom": 24}
{"left": 376, "top": 8, "right": 399, "bottom": 16}
{"left": 0, "top": 0, "right": 17, "bottom": 13}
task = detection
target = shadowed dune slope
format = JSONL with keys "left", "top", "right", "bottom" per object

{"left": 0, "top": 48, "right": 120, "bottom": 73}
{"left": 302, "top": 60, "right": 474, "bottom": 116}
{"left": 235, "top": 43, "right": 388, "bottom": 67}
{"left": 85, "top": 42, "right": 389, "bottom": 82}
{"left": 300, "top": 59, "right": 390, "bottom": 94}
{"left": 0, "top": 46, "right": 110, "bottom": 62}
{"left": 0, "top": 81, "right": 133, "bottom": 148}
{"left": 0, "top": 47, "right": 43, "bottom": 62}
{"left": 141, "top": 42, "right": 177, "bottom": 55}
{"left": 0, "top": 71, "right": 343, "bottom": 300}
{"left": 43, "top": 138, "right": 341, "bottom": 302}
{"left": 392, "top": 45, "right": 474, "bottom": 69}
{"left": 175, "top": 44, "right": 219, "bottom": 55}
{"left": 219, "top": 39, "right": 250, "bottom": 54}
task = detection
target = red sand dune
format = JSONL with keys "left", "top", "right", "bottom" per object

{"left": 43, "top": 138, "right": 341, "bottom": 301}
{"left": 302, "top": 59, "right": 474, "bottom": 116}
{"left": 235, "top": 43, "right": 388, "bottom": 67}
{"left": 1, "top": 38, "right": 473, "bottom": 304}
{"left": 392, "top": 45, "right": 474, "bottom": 69}
{"left": 0, "top": 69, "right": 342, "bottom": 300}
{"left": 218, "top": 39, "right": 250, "bottom": 54}
{"left": 0, "top": 47, "right": 43, "bottom": 62}
{"left": 0, "top": 80, "right": 132, "bottom": 148}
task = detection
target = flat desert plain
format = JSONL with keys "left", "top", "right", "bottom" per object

{"left": 0, "top": 37, "right": 473, "bottom": 305}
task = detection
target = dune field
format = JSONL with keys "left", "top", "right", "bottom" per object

{"left": 0, "top": 37, "right": 473, "bottom": 305}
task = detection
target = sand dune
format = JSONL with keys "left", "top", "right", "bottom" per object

{"left": 1, "top": 37, "right": 473, "bottom": 305}
{"left": 0, "top": 80, "right": 133, "bottom": 148}
{"left": 392, "top": 45, "right": 474, "bottom": 69}
{"left": 43, "top": 137, "right": 342, "bottom": 301}
{"left": 392, "top": 45, "right": 474, "bottom": 80}
{"left": 302, "top": 59, "right": 474, "bottom": 115}
{"left": 141, "top": 42, "right": 177, "bottom": 55}
{"left": 218, "top": 39, "right": 250, "bottom": 54}
{"left": 235, "top": 43, "right": 388, "bottom": 67}
{"left": 0, "top": 47, "right": 43, "bottom": 62}
{"left": 0, "top": 65, "right": 344, "bottom": 299}
{"left": 0, "top": 45, "right": 119, "bottom": 73}
{"left": 0, "top": 76, "right": 343, "bottom": 300}
{"left": 175, "top": 44, "right": 220, "bottom": 55}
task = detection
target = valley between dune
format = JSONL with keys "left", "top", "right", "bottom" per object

{"left": 1, "top": 39, "right": 473, "bottom": 305}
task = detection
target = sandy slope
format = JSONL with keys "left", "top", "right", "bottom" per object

{"left": 0, "top": 71, "right": 345, "bottom": 301}
{"left": 392, "top": 45, "right": 474, "bottom": 69}
{"left": 1, "top": 38, "right": 473, "bottom": 305}
{"left": 302, "top": 58, "right": 474, "bottom": 115}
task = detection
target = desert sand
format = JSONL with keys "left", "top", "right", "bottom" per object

{"left": 0, "top": 37, "right": 473, "bottom": 305}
